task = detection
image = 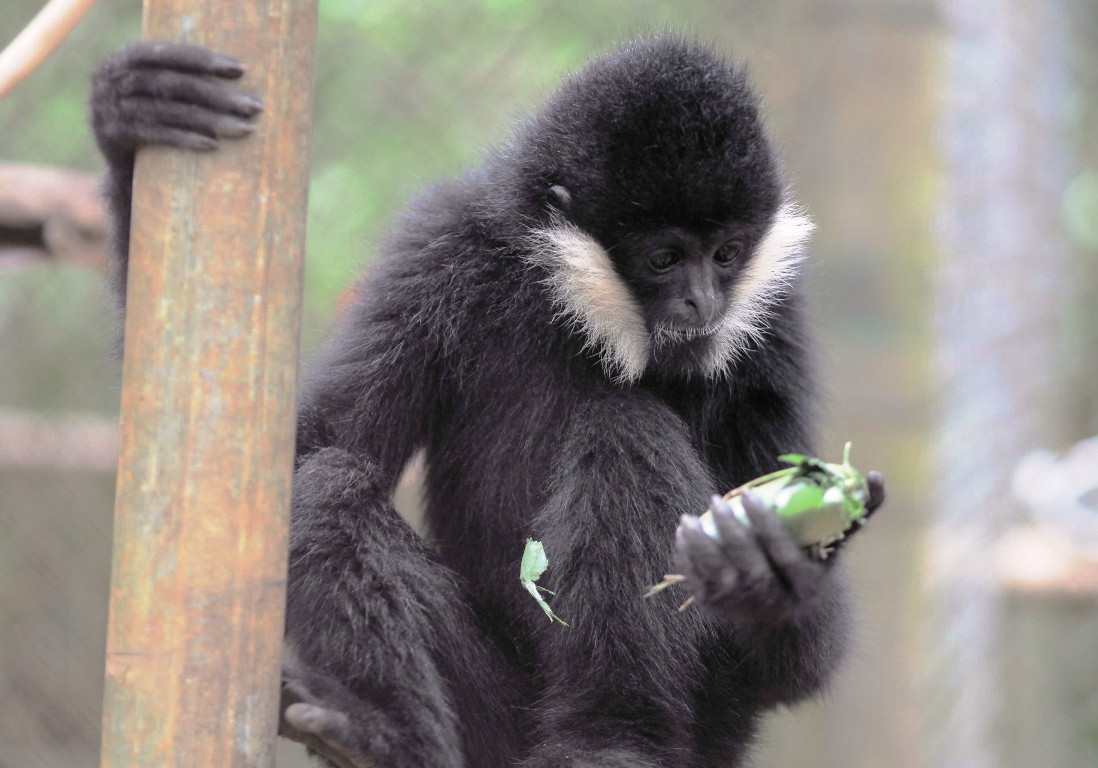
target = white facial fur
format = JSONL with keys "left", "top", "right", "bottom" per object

{"left": 704, "top": 203, "right": 814, "bottom": 375}
{"left": 525, "top": 202, "right": 813, "bottom": 385}
{"left": 523, "top": 221, "right": 650, "bottom": 384}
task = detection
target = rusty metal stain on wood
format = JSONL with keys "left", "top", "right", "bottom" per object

{"left": 100, "top": 1, "right": 317, "bottom": 766}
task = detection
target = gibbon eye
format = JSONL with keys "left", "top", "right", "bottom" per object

{"left": 647, "top": 248, "right": 681, "bottom": 273}
{"left": 714, "top": 240, "right": 744, "bottom": 265}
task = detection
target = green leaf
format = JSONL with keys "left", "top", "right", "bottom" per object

{"left": 773, "top": 481, "right": 827, "bottom": 518}
{"left": 520, "top": 539, "right": 567, "bottom": 625}
{"left": 520, "top": 538, "right": 549, "bottom": 582}
{"left": 522, "top": 580, "right": 569, "bottom": 625}
{"left": 707, "top": 444, "right": 871, "bottom": 551}
{"left": 777, "top": 453, "right": 809, "bottom": 465}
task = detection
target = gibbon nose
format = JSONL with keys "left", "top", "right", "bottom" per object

{"left": 683, "top": 292, "right": 717, "bottom": 327}
{"left": 680, "top": 262, "right": 719, "bottom": 326}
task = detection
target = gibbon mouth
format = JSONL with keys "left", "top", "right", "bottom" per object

{"left": 651, "top": 322, "right": 723, "bottom": 344}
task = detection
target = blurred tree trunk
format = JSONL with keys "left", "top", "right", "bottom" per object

{"left": 1058, "top": 1, "right": 1098, "bottom": 441}
{"left": 928, "top": 1, "right": 1072, "bottom": 767}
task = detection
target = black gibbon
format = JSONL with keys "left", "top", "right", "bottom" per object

{"left": 90, "top": 35, "right": 884, "bottom": 768}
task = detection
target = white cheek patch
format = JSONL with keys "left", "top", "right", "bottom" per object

{"left": 525, "top": 202, "right": 812, "bottom": 384}
{"left": 705, "top": 202, "right": 813, "bottom": 376}
{"left": 524, "top": 222, "right": 649, "bottom": 385}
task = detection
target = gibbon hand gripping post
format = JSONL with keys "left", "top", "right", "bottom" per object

{"left": 100, "top": 1, "right": 316, "bottom": 766}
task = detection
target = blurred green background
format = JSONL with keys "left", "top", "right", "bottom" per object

{"left": 1, "top": 1, "right": 1097, "bottom": 767}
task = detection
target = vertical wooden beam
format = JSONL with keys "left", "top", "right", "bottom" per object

{"left": 100, "top": 1, "right": 316, "bottom": 766}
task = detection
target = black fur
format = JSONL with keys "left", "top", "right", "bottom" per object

{"left": 91, "top": 36, "right": 869, "bottom": 768}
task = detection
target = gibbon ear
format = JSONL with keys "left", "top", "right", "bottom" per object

{"left": 547, "top": 185, "right": 573, "bottom": 215}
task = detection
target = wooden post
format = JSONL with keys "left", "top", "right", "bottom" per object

{"left": 100, "top": 1, "right": 317, "bottom": 766}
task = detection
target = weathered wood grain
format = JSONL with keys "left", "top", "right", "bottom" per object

{"left": 100, "top": 2, "right": 317, "bottom": 766}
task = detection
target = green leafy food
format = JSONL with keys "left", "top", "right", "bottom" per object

{"left": 646, "top": 443, "right": 872, "bottom": 601}
{"left": 520, "top": 539, "right": 568, "bottom": 625}
{"left": 698, "top": 443, "right": 871, "bottom": 558}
